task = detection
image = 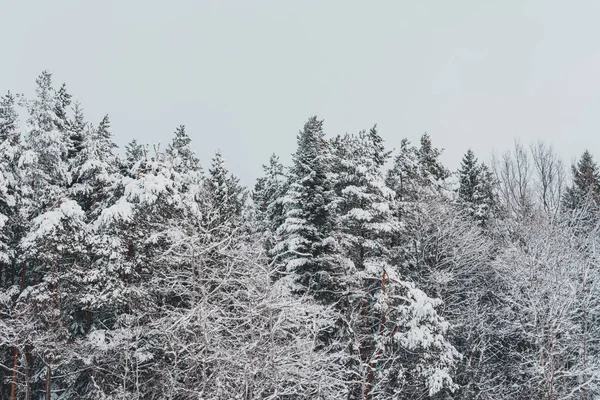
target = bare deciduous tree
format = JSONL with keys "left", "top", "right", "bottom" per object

{"left": 493, "top": 139, "right": 533, "bottom": 219}
{"left": 530, "top": 141, "right": 565, "bottom": 218}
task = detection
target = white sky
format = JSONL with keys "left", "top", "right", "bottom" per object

{"left": 3, "top": 0, "right": 600, "bottom": 185}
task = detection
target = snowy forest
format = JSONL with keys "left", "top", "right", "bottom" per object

{"left": 1, "top": 72, "right": 600, "bottom": 400}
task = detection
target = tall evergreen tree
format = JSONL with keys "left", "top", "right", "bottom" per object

{"left": 122, "top": 139, "right": 145, "bottom": 178}
{"left": 166, "top": 125, "right": 200, "bottom": 173}
{"left": 418, "top": 133, "right": 450, "bottom": 184}
{"left": 457, "top": 149, "right": 498, "bottom": 225}
{"left": 0, "top": 92, "right": 21, "bottom": 271}
{"left": 71, "top": 115, "right": 119, "bottom": 217}
{"left": 165, "top": 125, "right": 204, "bottom": 210}
{"left": 18, "top": 199, "right": 89, "bottom": 396}
{"left": 20, "top": 71, "right": 71, "bottom": 211}
{"left": 67, "top": 101, "right": 86, "bottom": 161}
{"left": 563, "top": 150, "right": 600, "bottom": 212}
{"left": 252, "top": 153, "right": 287, "bottom": 252}
{"left": 272, "top": 116, "right": 338, "bottom": 301}
{"left": 202, "top": 151, "right": 246, "bottom": 238}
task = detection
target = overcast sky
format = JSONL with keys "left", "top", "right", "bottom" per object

{"left": 3, "top": 1, "right": 600, "bottom": 185}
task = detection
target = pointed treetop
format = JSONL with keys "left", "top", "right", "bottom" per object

{"left": 97, "top": 115, "right": 113, "bottom": 141}
{"left": 418, "top": 132, "right": 450, "bottom": 182}
{"left": 368, "top": 124, "right": 391, "bottom": 167}
{"left": 167, "top": 125, "right": 200, "bottom": 172}
{"left": 572, "top": 149, "right": 600, "bottom": 198}
{"left": 125, "top": 139, "right": 145, "bottom": 165}
{"left": 53, "top": 83, "right": 72, "bottom": 124}
{"left": 0, "top": 91, "right": 19, "bottom": 145}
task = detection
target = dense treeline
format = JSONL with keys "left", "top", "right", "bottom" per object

{"left": 1, "top": 72, "right": 600, "bottom": 399}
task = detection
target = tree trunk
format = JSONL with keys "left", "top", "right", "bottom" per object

{"left": 363, "top": 270, "right": 388, "bottom": 400}
{"left": 20, "top": 261, "right": 26, "bottom": 292}
{"left": 9, "top": 347, "right": 18, "bottom": 400}
{"left": 45, "top": 364, "right": 51, "bottom": 400}
{"left": 10, "top": 261, "right": 15, "bottom": 286}
{"left": 87, "top": 302, "right": 92, "bottom": 332}
{"left": 24, "top": 345, "right": 32, "bottom": 400}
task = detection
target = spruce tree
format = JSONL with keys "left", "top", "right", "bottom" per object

{"left": 457, "top": 149, "right": 498, "bottom": 225}
{"left": 0, "top": 92, "right": 22, "bottom": 284}
{"left": 418, "top": 133, "right": 450, "bottom": 183}
{"left": 165, "top": 125, "right": 203, "bottom": 209}
{"left": 563, "top": 150, "right": 600, "bottom": 211}
{"left": 332, "top": 128, "right": 398, "bottom": 271}
{"left": 272, "top": 116, "right": 338, "bottom": 301}
{"left": 202, "top": 151, "right": 246, "bottom": 238}
{"left": 166, "top": 125, "right": 200, "bottom": 173}
{"left": 67, "top": 101, "right": 87, "bottom": 161}
{"left": 71, "top": 115, "right": 119, "bottom": 217}
{"left": 122, "top": 139, "right": 145, "bottom": 178}
{"left": 386, "top": 138, "right": 421, "bottom": 203}
{"left": 21, "top": 71, "right": 71, "bottom": 211}
{"left": 252, "top": 154, "right": 287, "bottom": 253}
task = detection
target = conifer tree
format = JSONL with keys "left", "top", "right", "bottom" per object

{"left": 418, "top": 133, "right": 450, "bottom": 184}
{"left": 20, "top": 71, "right": 71, "bottom": 211}
{"left": 563, "top": 150, "right": 600, "bottom": 212}
{"left": 331, "top": 128, "right": 459, "bottom": 399}
{"left": 122, "top": 139, "right": 145, "bottom": 178}
{"left": 165, "top": 125, "right": 204, "bottom": 215}
{"left": 70, "top": 115, "right": 119, "bottom": 217}
{"left": 166, "top": 125, "right": 200, "bottom": 174}
{"left": 67, "top": 101, "right": 86, "bottom": 161}
{"left": 457, "top": 149, "right": 498, "bottom": 225}
{"left": 252, "top": 154, "right": 287, "bottom": 252}
{"left": 18, "top": 199, "right": 89, "bottom": 396}
{"left": 272, "top": 116, "right": 338, "bottom": 301}
{"left": 0, "top": 92, "right": 22, "bottom": 274}
{"left": 202, "top": 151, "right": 246, "bottom": 238}
{"left": 331, "top": 127, "right": 397, "bottom": 271}
{"left": 386, "top": 138, "right": 420, "bottom": 205}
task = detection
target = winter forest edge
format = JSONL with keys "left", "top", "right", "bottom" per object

{"left": 1, "top": 72, "right": 599, "bottom": 399}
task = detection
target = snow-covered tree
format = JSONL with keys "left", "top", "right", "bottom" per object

{"left": 252, "top": 153, "right": 288, "bottom": 253}
{"left": 457, "top": 149, "right": 498, "bottom": 225}
{"left": 20, "top": 71, "right": 72, "bottom": 212}
{"left": 0, "top": 92, "right": 22, "bottom": 274}
{"left": 563, "top": 150, "right": 600, "bottom": 212}
{"left": 70, "top": 115, "right": 120, "bottom": 217}
{"left": 202, "top": 150, "right": 246, "bottom": 240}
{"left": 272, "top": 116, "right": 339, "bottom": 302}
{"left": 18, "top": 198, "right": 89, "bottom": 398}
{"left": 67, "top": 101, "right": 86, "bottom": 161}
{"left": 330, "top": 128, "right": 459, "bottom": 399}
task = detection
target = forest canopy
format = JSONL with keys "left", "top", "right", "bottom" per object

{"left": 1, "top": 72, "right": 600, "bottom": 399}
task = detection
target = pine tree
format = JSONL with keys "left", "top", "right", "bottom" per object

{"left": 71, "top": 115, "right": 119, "bottom": 217}
{"left": 563, "top": 150, "right": 600, "bottom": 212}
{"left": 11, "top": 73, "right": 81, "bottom": 399}
{"left": 18, "top": 198, "right": 89, "bottom": 398}
{"left": 418, "top": 133, "right": 450, "bottom": 184}
{"left": 166, "top": 125, "right": 200, "bottom": 174}
{"left": 122, "top": 139, "right": 145, "bottom": 178}
{"left": 251, "top": 153, "right": 287, "bottom": 253}
{"left": 329, "top": 128, "right": 396, "bottom": 397}
{"left": 202, "top": 151, "right": 246, "bottom": 239}
{"left": 20, "top": 71, "right": 71, "bottom": 211}
{"left": 331, "top": 128, "right": 398, "bottom": 271}
{"left": 0, "top": 92, "right": 22, "bottom": 271}
{"left": 165, "top": 126, "right": 204, "bottom": 214}
{"left": 272, "top": 116, "right": 338, "bottom": 301}
{"left": 457, "top": 149, "right": 498, "bottom": 225}
{"left": 386, "top": 138, "right": 420, "bottom": 204}
{"left": 67, "top": 101, "right": 86, "bottom": 161}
